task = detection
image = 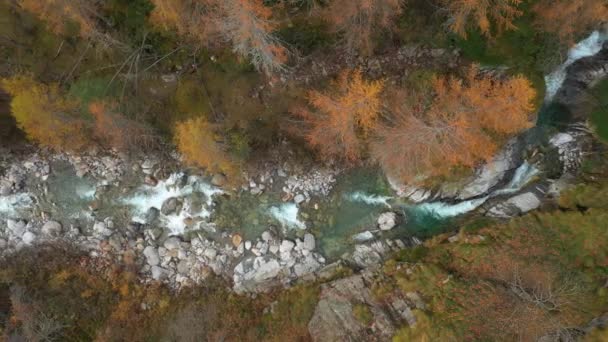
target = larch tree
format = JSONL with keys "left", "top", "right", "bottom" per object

{"left": 150, "top": 0, "right": 286, "bottom": 74}
{"left": 1, "top": 76, "right": 90, "bottom": 151}
{"left": 17, "top": 0, "right": 100, "bottom": 38}
{"left": 89, "top": 101, "right": 159, "bottom": 152}
{"left": 372, "top": 68, "right": 535, "bottom": 183}
{"left": 323, "top": 0, "right": 404, "bottom": 55}
{"left": 174, "top": 117, "right": 236, "bottom": 177}
{"left": 150, "top": 0, "right": 218, "bottom": 43}
{"left": 218, "top": 0, "right": 287, "bottom": 74}
{"left": 442, "top": 0, "right": 523, "bottom": 38}
{"left": 533, "top": 0, "right": 608, "bottom": 44}
{"left": 293, "top": 69, "right": 384, "bottom": 163}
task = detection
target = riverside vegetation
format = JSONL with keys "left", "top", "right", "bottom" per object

{"left": 0, "top": 0, "right": 608, "bottom": 341}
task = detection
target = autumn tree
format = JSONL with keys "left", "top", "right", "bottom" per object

{"left": 174, "top": 117, "right": 236, "bottom": 177}
{"left": 89, "top": 101, "right": 160, "bottom": 152}
{"left": 372, "top": 68, "right": 535, "bottom": 183}
{"left": 293, "top": 69, "right": 384, "bottom": 163}
{"left": 442, "top": 0, "right": 523, "bottom": 38}
{"left": 150, "top": 0, "right": 286, "bottom": 74}
{"left": 150, "top": 0, "right": 217, "bottom": 42}
{"left": 17, "top": 0, "right": 100, "bottom": 38}
{"left": 323, "top": 0, "right": 403, "bottom": 55}
{"left": 1, "top": 75, "right": 90, "bottom": 151}
{"left": 533, "top": 0, "right": 608, "bottom": 44}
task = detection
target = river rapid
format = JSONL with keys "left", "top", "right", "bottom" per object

{"left": 0, "top": 29, "right": 607, "bottom": 291}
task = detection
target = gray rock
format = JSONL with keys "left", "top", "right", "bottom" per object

{"left": 294, "top": 194, "right": 306, "bottom": 204}
{"left": 0, "top": 180, "right": 12, "bottom": 195}
{"left": 146, "top": 207, "right": 160, "bottom": 223}
{"left": 22, "top": 231, "right": 36, "bottom": 245}
{"left": 353, "top": 231, "right": 374, "bottom": 242}
{"left": 261, "top": 231, "right": 274, "bottom": 242}
{"left": 177, "top": 260, "right": 189, "bottom": 274}
{"left": 488, "top": 192, "right": 542, "bottom": 218}
{"left": 150, "top": 265, "right": 168, "bottom": 280}
{"left": 280, "top": 240, "right": 295, "bottom": 253}
{"left": 163, "top": 237, "right": 181, "bottom": 250}
{"left": 161, "top": 197, "right": 180, "bottom": 215}
{"left": 293, "top": 254, "right": 321, "bottom": 277}
{"left": 7, "top": 219, "right": 26, "bottom": 237}
{"left": 143, "top": 246, "right": 160, "bottom": 266}
{"left": 377, "top": 212, "right": 398, "bottom": 231}
{"left": 203, "top": 247, "right": 217, "bottom": 260}
{"left": 457, "top": 137, "right": 520, "bottom": 200}
{"left": 303, "top": 233, "right": 316, "bottom": 251}
{"left": 0, "top": 239, "right": 6, "bottom": 249}
{"left": 41, "top": 221, "right": 62, "bottom": 236}
{"left": 93, "top": 221, "right": 112, "bottom": 237}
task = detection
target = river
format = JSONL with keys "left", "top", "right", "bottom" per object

{"left": 1, "top": 29, "right": 607, "bottom": 264}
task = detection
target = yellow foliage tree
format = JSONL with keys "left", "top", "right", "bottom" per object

{"left": 372, "top": 67, "right": 535, "bottom": 183}
{"left": 533, "top": 0, "right": 608, "bottom": 44}
{"left": 443, "top": 0, "right": 523, "bottom": 38}
{"left": 2, "top": 75, "right": 90, "bottom": 151}
{"left": 293, "top": 69, "right": 384, "bottom": 163}
{"left": 17, "top": 0, "right": 99, "bottom": 38}
{"left": 174, "top": 117, "right": 236, "bottom": 177}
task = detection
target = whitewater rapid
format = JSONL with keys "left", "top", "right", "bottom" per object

{"left": 545, "top": 30, "right": 608, "bottom": 100}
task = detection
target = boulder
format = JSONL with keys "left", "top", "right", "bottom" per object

{"left": 163, "top": 237, "right": 181, "bottom": 250}
{"left": 41, "top": 221, "right": 62, "bottom": 236}
{"left": 150, "top": 265, "right": 169, "bottom": 281}
{"left": 353, "top": 231, "right": 374, "bottom": 242}
{"left": 161, "top": 197, "right": 180, "bottom": 215}
{"left": 93, "top": 221, "right": 112, "bottom": 237}
{"left": 294, "top": 194, "right": 306, "bottom": 204}
{"left": 22, "top": 231, "right": 36, "bottom": 245}
{"left": 143, "top": 246, "right": 160, "bottom": 266}
{"left": 487, "top": 192, "right": 542, "bottom": 218}
{"left": 377, "top": 212, "right": 398, "bottom": 231}
{"left": 280, "top": 240, "right": 295, "bottom": 253}
{"left": 7, "top": 219, "right": 26, "bottom": 237}
{"left": 303, "top": 233, "right": 316, "bottom": 251}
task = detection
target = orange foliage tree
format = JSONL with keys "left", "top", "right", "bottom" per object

{"left": 533, "top": 0, "right": 608, "bottom": 44}
{"left": 1, "top": 75, "right": 90, "bottom": 151}
{"left": 323, "top": 0, "right": 404, "bottom": 55}
{"left": 293, "top": 69, "right": 384, "bottom": 163}
{"left": 150, "top": 0, "right": 218, "bottom": 43}
{"left": 442, "top": 0, "right": 523, "bottom": 38}
{"left": 372, "top": 68, "right": 535, "bottom": 183}
{"left": 17, "top": 0, "right": 100, "bottom": 38}
{"left": 89, "top": 101, "right": 159, "bottom": 152}
{"left": 150, "top": 0, "right": 286, "bottom": 74}
{"left": 174, "top": 117, "right": 236, "bottom": 176}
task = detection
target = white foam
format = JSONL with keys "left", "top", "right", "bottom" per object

{"left": 545, "top": 31, "right": 607, "bottom": 100}
{"left": 345, "top": 191, "right": 392, "bottom": 207}
{"left": 269, "top": 203, "right": 306, "bottom": 229}
{"left": 0, "top": 193, "right": 33, "bottom": 217}
{"left": 417, "top": 196, "right": 489, "bottom": 218}
{"left": 493, "top": 162, "right": 539, "bottom": 196}
{"left": 122, "top": 173, "right": 223, "bottom": 234}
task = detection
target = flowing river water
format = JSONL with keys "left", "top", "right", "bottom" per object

{"left": 1, "top": 30, "right": 607, "bottom": 262}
